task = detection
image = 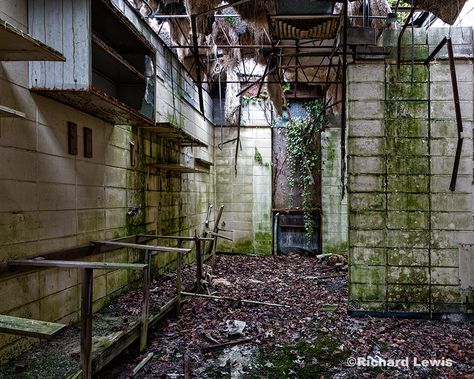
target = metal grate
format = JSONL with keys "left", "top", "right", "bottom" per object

{"left": 270, "top": 15, "right": 341, "bottom": 40}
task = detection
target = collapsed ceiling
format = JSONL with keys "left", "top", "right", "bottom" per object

{"left": 128, "top": 0, "right": 468, "bottom": 119}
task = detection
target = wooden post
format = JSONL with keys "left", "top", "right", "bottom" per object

{"left": 140, "top": 251, "right": 151, "bottom": 352}
{"left": 194, "top": 231, "right": 203, "bottom": 293}
{"left": 175, "top": 241, "right": 183, "bottom": 315}
{"left": 207, "top": 205, "right": 224, "bottom": 257}
{"left": 80, "top": 268, "right": 93, "bottom": 379}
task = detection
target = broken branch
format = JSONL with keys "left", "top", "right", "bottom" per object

{"left": 180, "top": 291, "right": 290, "bottom": 308}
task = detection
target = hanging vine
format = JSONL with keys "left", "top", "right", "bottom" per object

{"left": 285, "top": 100, "right": 324, "bottom": 246}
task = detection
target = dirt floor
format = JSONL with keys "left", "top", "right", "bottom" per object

{"left": 99, "top": 254, "right": 474, "bottom": 379}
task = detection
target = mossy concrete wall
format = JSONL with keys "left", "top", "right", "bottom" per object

{"left": 215, "top": 125, "right": 272, "bottom": 254}
{"left": 0, "top": 0, "right": 214, "bottom": 360}
{"left": 321, "top": 128, "right": 348, "bottom": 253}
{"left": 348, "top": 27, "right": 474, "bottom": 315}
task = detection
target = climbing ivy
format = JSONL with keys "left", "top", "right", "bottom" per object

{"left": 285, "top": 100, "right": 324, "bottom": 246}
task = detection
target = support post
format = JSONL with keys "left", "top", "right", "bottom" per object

{"left": 175, "top": 252, "right": 182, "bottom": 315}
{"left": 195, "top": 231, "right": 203, "bottom": 293}
{"left": 340, "top": 0, "right": 348, "bottom": 198}
{"left": 80, "top": 268, "right": 93, "bottom": 379}
{"left": 206, "top": 205, "right": 225, "bottom": 257}
{"left": 140, "top": 251, "right": 152, "bottom": 352}
{"left": 191, "top": 15, "right": 205, "bottom": 115}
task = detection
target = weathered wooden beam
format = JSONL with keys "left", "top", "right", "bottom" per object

{"left": 140, "top": 252, "right": 152, "bottom": 352}
{"left": 139, "top": 235, "right": 213, "bottom": 241}
{"left": 92, "top": 240, "right": 191, "bottom": 254}
{"left": 81, "top": 268, "right": 93, "bottom": 379}
{"left": 8, "top": 259, "right": 147, "bottom": 271}
{"left": 0, "top": 314, "right": 66, "bottom": 339}
{"left": 195, "top": 232, "right": 203, "bottom": 293}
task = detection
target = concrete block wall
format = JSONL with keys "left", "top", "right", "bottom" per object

{"left": 321, "top": 128, "right": 348, "bottom": 253}
{"left": 0, "top": 0, "right": 215, "bottom": 360}
{"left": 348, "top": 28, "right": 474, "bottom": 315}
{"left": 215, "top": 127, "right": 272, "bottom": 254}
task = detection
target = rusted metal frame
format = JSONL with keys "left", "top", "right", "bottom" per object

{"left": 236, "top": 59, "right": 275, "bottom": 97}
{"left": 423, "top": 36, "right": 448, "bottom": 65}
{"left": 341, "top": 0, "right": 348, "bottom": 198}
{"left": 397, "top": 1, "right": 418, "bottom": 69}
{"left": 295, "top": 40, "right": 311, "bottom": 84}
{"left": 191, "top": 15, "right": 205, "bottom": 115}
{"left": 168, "top": 44, "right": 338, "bottom": 49}
{"left": 206, "top": 80, "right": 342, "bottom": 84}
{"left": 92, "top": 240, "right": 190, "bottom": 254}
{"left": 234, "top": 104, "right": 243, "bottom": 176}
{"left": 447, "top": 38, "right": 464, "bottom": 192}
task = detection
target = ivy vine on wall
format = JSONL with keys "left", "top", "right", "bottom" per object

{"left": 285, "top": 100, "right": 324, "bottom": 246}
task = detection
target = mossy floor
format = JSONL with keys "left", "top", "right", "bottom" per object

{"left": 99, "top": 255, "right": 473, "bottom": 379}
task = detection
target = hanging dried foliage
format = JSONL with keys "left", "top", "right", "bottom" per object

{"left": 348, "top": 0, "right": 392, "bottom": 29}
{"left": 416, "top": 0, "right": 468, "bottom": 25}
{"left": 184, "top": 0, "right": 221, "bottom": 36}
{"left": 234, "top": 0, "right": 276, "bottom": 27}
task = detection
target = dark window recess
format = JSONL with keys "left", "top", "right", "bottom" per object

{"left": 84, "top": 127, "right": 93, "bottom": 158}
{"left": 91, "top": 1, "right": 155, "bottom": 119}
{"left": 67, "top": 122, "right": 78, "bottom": 155}
{"left": 130, "top": 141, "right": 136, "bottom": 167}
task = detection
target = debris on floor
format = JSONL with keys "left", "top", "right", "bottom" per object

{"left": 99, "top": 254, "right": 474, "bottom": 379}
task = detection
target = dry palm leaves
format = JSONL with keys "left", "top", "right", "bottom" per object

{"left": 416, "top": 0, "right": 468, "bottom": 25}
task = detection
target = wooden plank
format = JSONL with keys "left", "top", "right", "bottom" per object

{"left": 81, "top": 268, "right": 93, "bottom": 379}
{"left": 0, "top": 105, "right": 26, "bottom": 118}
{"left": 8, "top": 259, "right": 147, "bottom": 270}
{"left": 92, "top": 240, "right": 191, "bottom": 254}
{"left": 0, "top": 314, "right": 66, "bottom": 339}
{"left": 140, "top": 252, "right": 151, "bottom": 352}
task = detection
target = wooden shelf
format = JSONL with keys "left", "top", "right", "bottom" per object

{"left": 92, "top": 32, "right": 145, "bottom": 83}
{"left": 140, "top": 122, "right": 208, "bottom": 148}
{"left": 147, "top": 163, "right": 209, "bottom": 174}
{"left": 0, "top": 105, "right": 25, "bottom": 118}
{"left": 0, "top": 18, "right": 65, "bottom": 61}
{"left": 195, "top": 157, "right": 213, "bottom": 167}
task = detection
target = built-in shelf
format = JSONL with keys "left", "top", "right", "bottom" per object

{"left": 279, "top": 224, "right": 306, "bottom": 229}
{"left": 147, "top": 163, "right": 209, "bottom": 174}
{"left": 0, "top": 105, "right": 26, "bottom": 118}
{"left": 194, "top": 157, "right": 213, "bottom": 167}
{"left": 140, "top": 122, "right": 208, "bottom": 148}
{"left": 0, "top": 18, "right": 65, "bottom": 61}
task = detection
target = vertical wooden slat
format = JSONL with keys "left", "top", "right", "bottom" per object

{"left": 194, "top": 231, "right": 203, "bottom": 293}
{"left": 80, "top": 268, "right": 93, "bottom": 379}
{"left": 175, "top": 240, "right": 183, "bottom": 315}
{"left": 140, "top": 252, "right": 151, "bottom": 352}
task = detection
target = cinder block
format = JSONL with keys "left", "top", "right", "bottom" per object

{"left": 385, "top": 101, "right": 429, "bottom": 119}
{"left": 349, "top": 283, "right": 386, "bottom": 301}
{"left": 431, "top": 175, "right": 472, "bottom": 193}
{"left": 431, "top": 249, "right": 459, "bottom": 267}
{"left": 348, "top": 63, "right": 385, "bottom": 82}
{"left": 431, "top": 82, "right": 473, "bottom": 102}
{"left": 431, "top": 194, "right": 472, "bottom": 212}
{"left": 430, "top": 137, "right": 473, "bottom": 157}
{"left": 349, "top": 101, "right": 384, "bottom": 120}
{"left": 387, "top": 156, "right": 430, "bottom": 175}
{"left": 38, "top": 183, "right": 76, "bottom": 211}
{"left": 39, "top": 286, "right": 79, "bottom": 322}
{"left": 0, "top": 273, "right": 40, "bottom": 313}
{"left": 430, "top": 100, "right": 473, "bottom": 121}
{"left": 348, "top": 156, "right": 385, "bottom": 174}
{"left": 386, "top": 137, "right": 429, "bottom": 156}
{"left": 38, "top": 210, "right": 77, "bottom": 240}
{"left": 0, "top": 180, "right": 37, "bottom": 213}
{"left": 348, "top": 137, "right": 385, "bottom": 156}
{"left": 431, "top": 156, "right": 472, "bottom": 175}
{"left": 349, "top": 174, "right": 384, "bottom": 193}
{"left": 350, "top": 247, "right": 385, "bottom": 265}
{"left": 350, "top": 265, "right": 386, "bottom": 284}
{"left": 387, "top": 230, "right": 430, "bottom": 249}
{"left": 431, "top": 230, "right": 474, "bottom": 249}
{"left": 387, "top": 211, "right": 429, "bottom": 230}
{"left": 388, "top": 285, "right": 430, "bottom": 302}
{"left": 350, "top": 193, "right": 386, "bottom": 211}
{"left": 431, "top": 267, "right": 460, "bottom": 285}
{"left": 348, "top": 120, "right": 384, "bottom": 138}
{"left": 39, "top": 268, "right": 78, "bottom": 298}
{"left": 387, "top": 267, "right": 429, "bottom": 284}
{"left": 350, "top": 211, "right": 385, "bottom": 230}
{"left": 386, "top": 82, "right": 428, "bottom": 100}
{"left": 430, "top": 62, "right": 473, "bottom": 82}
{"left": 349, "top": 82, "right": 384, "bottom": 101}
{"left": 387, "top": 248, "right": 429, "bottom": 266}
{"left": 387, "top": 175, "right": 429, "bottom": 193}
{"left": 385, "top": 119, "right": 429, "bottom": 138}
{"left": 349, "top": 229, "right": 385, "bottom": 247}
{"left": 431, "top": 285, "right": 461, "bottom": 304}
{"left": 387, "top": 193, "right": 429, "bottom": 211}
{"left": 386, "top": 63, "right": 429, "bottom": 83}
